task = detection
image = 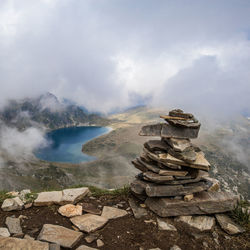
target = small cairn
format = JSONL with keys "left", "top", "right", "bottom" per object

{"left": 130, "top": 109, "right": 238, "bottom": 217}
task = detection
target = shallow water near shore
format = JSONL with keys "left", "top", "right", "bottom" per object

{"left": 35, "top": 126, "right": 110, "bottom": 163}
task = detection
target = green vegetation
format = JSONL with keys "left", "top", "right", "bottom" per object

{"left": 89, "top": 185, "right": 130, "bottom": 197}
{"left": 0, "top": 191, "right": 12, "bottom": 203}
{"left": 231, "top": 200, "right": 250, "bottom": 229}
{"left": 69, "top": 184, "right": 131, "bottom": 198}
{"left": 24, "top": 192, "right": 38, "bottom": 203}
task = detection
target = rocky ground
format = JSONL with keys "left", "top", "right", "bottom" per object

{"left": 0, "top": 187, "right": 249, "bottom": 250}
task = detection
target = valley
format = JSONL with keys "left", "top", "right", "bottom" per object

{"left": 0, "top": 106, "right": 249, "bottom": 200}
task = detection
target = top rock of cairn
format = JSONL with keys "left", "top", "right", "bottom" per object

{"left": 130, "top": 109, "right": 238, "bottom": 217}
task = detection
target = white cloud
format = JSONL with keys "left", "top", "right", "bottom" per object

{"left": 0, "top": 0, "right": 249, "bottom": 115}
{"left": 0, "top": 123, "right": 47, "bottom": 162}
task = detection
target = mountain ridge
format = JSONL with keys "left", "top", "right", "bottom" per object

{"left": 0, "top": 93, "right": 109, "bottom": 130}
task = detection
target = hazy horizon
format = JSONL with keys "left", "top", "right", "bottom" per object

{"left": 0, "top": 0, "right": 249, "bottom": 118}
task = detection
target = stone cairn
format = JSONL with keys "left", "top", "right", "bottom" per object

{"left": 130, "top": 109, "right": 238, "bottom": 217}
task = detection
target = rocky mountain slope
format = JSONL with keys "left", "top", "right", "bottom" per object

{"left": 0, "top": 93, "right": 109, "bottom": 130}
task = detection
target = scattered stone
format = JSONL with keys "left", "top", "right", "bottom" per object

{"left": 61, "top": 187, "right": 89, "bottom": 205}
{"left": 0, "top": 237, "right": 49, "bottom": 250}
{"left": 157, "top": 218, "right": 177, "bottom": 231}
{"left": 170, "top": 246, "right": 181, "bottom": 250}
{"left": 85, "top": 233, "right": 99, "bottom": 243}
{"left": 128, "top": 198, "right": 148, "bottom": 219}
{"left": 0, "top": 228, "right": 10, "bottom": 237}
{"left": 96, "top": 239, "right": 104, "bottom": 247}
{"left": 212, "top": 231, "right": 219, "bottom": 245}
{"left": 37, "top": 224, "right": 83, "bottom": 248}
{"left": 20, "top": 189, "right": 31, "bottom": 200}
{"left": 144, "top": 219, "right": 156, "bottom": 225}
{"left": 34, "top": 191, "right": 63, "bottom": 206}
{"left": 1, "top": 197, "right": 24, "bottom": 211}
{"left": 70, "top": 214, "right": 108, "bottom": 233}
{"left": 24, "top": 234, "right": 34, "bottom": 240}
{"left": 6, "top": 191, "right": 19, "bottom": 197}
{"left": 184, "top": 194, "right": 194, "bottom": 202}
{"left": 101, "top": 206, "right": 127, "bottom": 220}
{"left": 34, "top": 188, "right": 89, "bottom": 206}
{"left": 176, "top": 215, "right": 215, "bottom": 232}
{"left": 215, "top": 214, "right": 245, "bottom": 235}
{"left": 76, "top": 245, "right": 97, "bottom": 250}
{"left": 203, "top": 241, "right": 209, "bottom": 248}
{"left": 12, "top": 233, "right": 24, "bottom": 238}
{"left": 58, "top": 204, "right": 82, "bottom": 218}
{"left": 81, "top": 202, "right": 101, "bottom": 215}
{"left": 5, "top": 217, "right": 22, "bottom": 234}
{"left": 19, "top": 215, "right": 28, "bottom": 220}
{"left": 145, "top": 191, "right": 238, "bottom": 217}
{"left": 25, "top": 203, "right": 33, "bottom": 209}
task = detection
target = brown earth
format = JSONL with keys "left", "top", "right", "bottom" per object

{"left": 0, "top": 194, "right": 249, "bottom": 250}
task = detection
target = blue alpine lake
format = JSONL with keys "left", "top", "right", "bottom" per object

{"left": 35, "top": 126, "right": 110, "bottom": 163}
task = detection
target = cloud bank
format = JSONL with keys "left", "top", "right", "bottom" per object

{"left": 0, "top": 122, "right": 47, "bottom": 164}
{"left": 0, "top": 0, "right": 249, "bottom": 116}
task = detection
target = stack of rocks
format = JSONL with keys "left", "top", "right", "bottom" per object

{"left": 130, "top": 109, "right": 238, "bottom": 217}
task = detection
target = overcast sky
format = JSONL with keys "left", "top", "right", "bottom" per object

{"left": 0, "top": 0, "right": 250, "bottom": 116}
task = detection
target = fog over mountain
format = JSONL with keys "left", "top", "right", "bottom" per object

{"left": 0, "top": 0, "right": 249, "bottom": 117}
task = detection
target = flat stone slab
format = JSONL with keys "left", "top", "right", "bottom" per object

{"left": 131, "top": 171, "right": 209, "bottom": 195}
{"left": 101, "top": 206, "right": 127, "bottom": 220}
{"left": 135, "top": 157, "right": 188, "bottom": 177}
{"left": 168, "top": 109, "right": 194, "bottom": 119}
{"left": 145, "top": 180, "right": 212, "bottom": 197}
{"left": 139, "top": 123, "right": 200, "bottom": 139}
{"left": 141, "top": 151, "right": 181, "bottom": 170}
{"left": 176, "top": 215, "right": 215, "bottom": 232}
{"left": 141, "top": 171, "right": 174, "bottom": 184}
{"left": 129, "top": 198, "right": 148, "bottom": 219}
{"left": 38, "top": 224, "right": 83, "bottom": 248}
{"left": 70, "top": 214, "right": 108, "bottom": 233}
{"left": 144, "top": 140, "right": 168, "bottom": 152}
{"left": 0, "top": 236, "right": 49, "bottom": 250}
{"left": 5, "top": 217, "right": 22, "bottom": 234}
{"left": 34, "top": 191, "right": 63, "bottom": 206}
{"left": 1, "top": 197, "right": 24, "bottom": 211}
{"left": 81, "top": 202, "right": 101, "bottom": 215}
{"left": 215, "top": 214, "right": 245, "bottom": 235}
{"left": 34, "top": 187, "right": 89, "bottom": 206}
{"left": 145, "top": 191, "right": 238, "bottom": 217}
{"left": 58, "top": 204, "right": 82, "bottom": 218}
{"left": 165, "top": 138, "right": 192, "bottom": 152}
{"left": 157, "top": 218, "right": 177, "bottom": 231}
{"left": 130, "top": 179, "right": 148, "bottom": 196}
{"left": 0, "top": 228, "right": 10, "bottom": 237}
{"left": 61, "top": 187, "right": 89, "bottom": 205}
{"left": 168, "top": 146, "right": 197, "bottom": 163}
{"left": 144, "top": 148, "right": 210, "bottom": 171}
